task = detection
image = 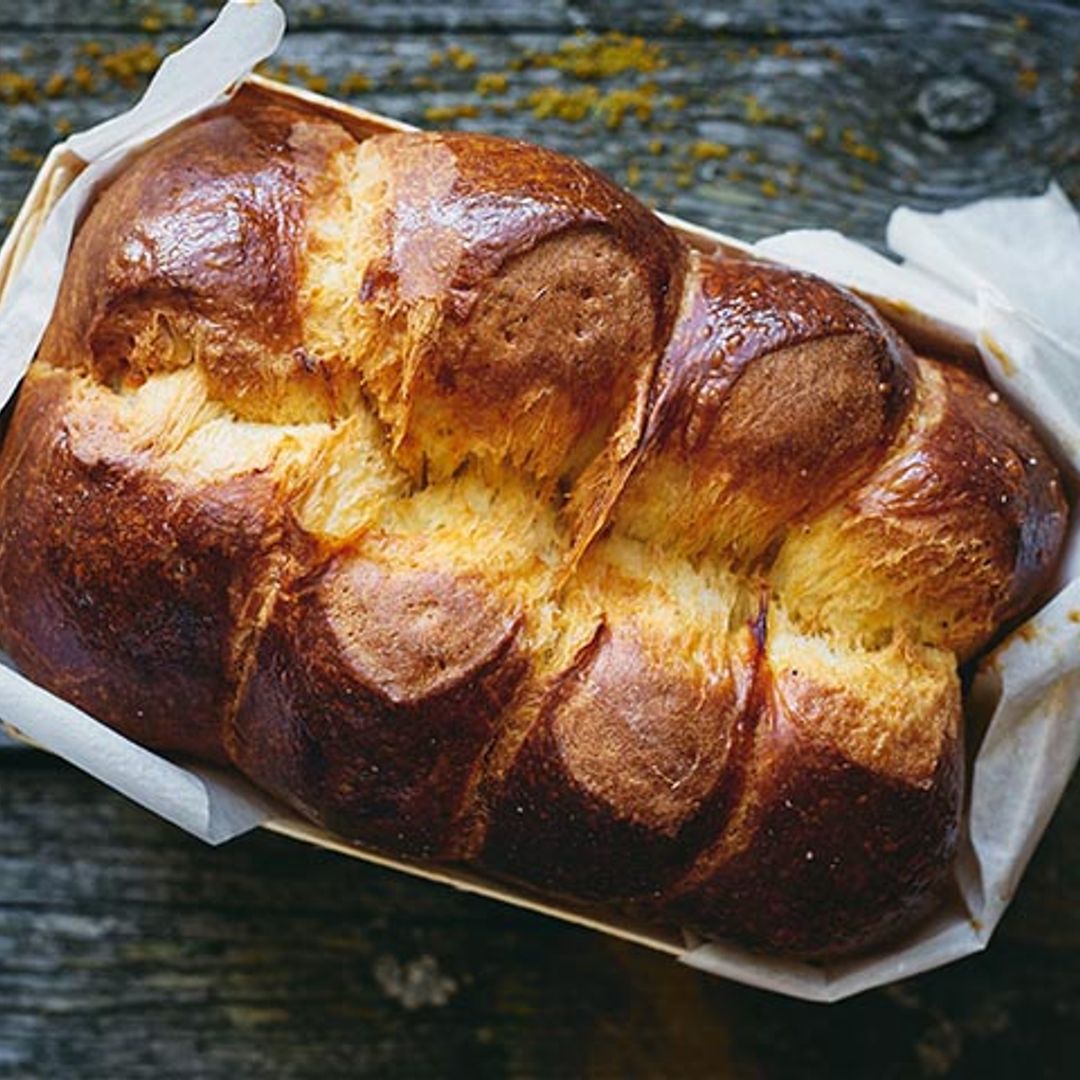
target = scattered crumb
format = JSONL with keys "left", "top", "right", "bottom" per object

{"left": 743, "top": 94, "right": 772, "bottom": 124}
{"left": 475, "top": 72, "right": 509, "bottom": 97}
{"left": 691, "top": 140, "right": 730, "bottom": 161}
{"left": 521, "top": 85, "right": 598, "bottom": 123}
{"left": 424, "top": 103, "right": 481, "bottom": 123}
{"left": 841, "top": 128, "right": 881, "bottom": 164}
{"left": 339, "top": 71, "right": 372, "bottom": 95}
{"left": 520, "top": 83, "right": 665, "bottom": 129}
{"left": 71, "top": 64, "right": 96, "bottom": 92}
{"left": 1016, "top": 67, "right": 1040, "bottom": 93}
{"left": 595, "top": 85, "right": 658, "bottom": 129}
{"left": 0, "top": 72, "right": 38, "bottom": 104}
{"left": 526, "top": 31, "right": 665, "bottom": 80}
{"left": 43, "top": 73, "right": 67, "bottom": 98}
{"left": 7, "top": 147, "right": 43, "bottom": 167}
{"left": 447, "top": 45, "right": 477, "bottom": 72}
{"left": 100, "top": 43, "right": 162, "bottom": 88}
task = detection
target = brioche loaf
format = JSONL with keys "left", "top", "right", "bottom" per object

{"left": 0, "top": 88, "right": 1066, "bottom": 956}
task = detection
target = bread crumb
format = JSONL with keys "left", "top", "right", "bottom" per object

{"left": 841, "top": 128, "right": 881, "bottom": 164}
{"left": 43, "top": 73, "right": 67, "bottom": 98}
{"left": 424, "top": 103, "right": 481, "bottom": 123}
{"left": 527, "top": 31, "right": 665, "bottom": 80}
{"left": 475, "top": 72, "right": 509, "bottom": 96}
{"left": 339, "top": 72, "right": 372, "bottom": 95}
{"left": 447, "top": 45, "right": 477, "bottom": 72}
{"left": 7, "top": 147, "right": 43, "bottom": 167}
{"left": 0, "top": 72, "right": 38, "bottom": 104}
{"left": 1016, "top": 67, "right": 1039, "bottom": 93}
{"left": 691, "top": 141, "right": 730, "bottom": 161}
{"left": 101, "top": 43, "right": 162, "bottom": 88}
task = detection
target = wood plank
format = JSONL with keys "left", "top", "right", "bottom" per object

{"left": 1, "top": 11, "right": 1077, "bottom": 241}
{"left": 0, "top": 0, "right": 1077, "bottom": 35}
{"left": 0, "top": 754, "right": 1077, "bottom": 1078}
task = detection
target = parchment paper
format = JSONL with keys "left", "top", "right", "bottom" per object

{"left": 0, "top": 0, "right": 1077, "bottom": 1003}
{"left": 0, "top": 0, "right": 286, "bottom": 838}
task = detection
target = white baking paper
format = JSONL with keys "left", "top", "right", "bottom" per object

{"left": 0, "top": 0, "right": 1077, "bottom": 1003}
{"left": 0, "top": 0, "right": 286, "bottom": 842}
{"left": 675, "top": 188, "right": 1080, "bottom": 1000}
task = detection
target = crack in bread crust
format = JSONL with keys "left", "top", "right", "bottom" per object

{"left": 0, "top": 88, "right": 1067, "bottom": 958}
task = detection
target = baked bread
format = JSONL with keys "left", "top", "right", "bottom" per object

{"left": 0, "top": 88, "right": 1066, "bottom": 956}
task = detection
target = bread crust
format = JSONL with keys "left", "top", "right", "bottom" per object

{"left": 0, "top": 94, "right": 1067, "bottom": 957}
{"left": 231, "top": 550, "right": 528, "bottom": 856}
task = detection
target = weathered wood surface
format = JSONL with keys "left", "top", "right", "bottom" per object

{"left": 0, "top": 1, "right": 1079, "bottom": 1076}
{"left": 0, "top": 758, "right": 1077, "bottom": 1079}
{"left": 1, "top": 2, "right": 1078, "bottom": 241}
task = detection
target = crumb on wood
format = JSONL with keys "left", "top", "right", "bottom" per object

{"left": 525, "top": 31, "right": 666, "bottom": 80}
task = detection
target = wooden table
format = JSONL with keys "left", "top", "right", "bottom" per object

{"left": 1, "top": 2, "right": 1078, "bottom": 1076}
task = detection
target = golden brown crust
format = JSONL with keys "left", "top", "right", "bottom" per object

{"left": 40, "top": 90, "right": 363, "bottom": 423}
{"left": 652, "top": 602, "right": 964, "bottom": 956}
{"left": 325, "top": 128, "right": 685, "bottom": 488}
{"left": 568, "top": 256, "right": 916, "bottom": 565}
{"left": 605, "top": 258, "right": 917, "bottom": 559}
{"left": 664, "top": 700, "right": 963, "bottom": 957}
{"left": 0, "top": 367, "right": 276, "bottom": 762}
{"left": 0, "top": 94, "right": 1067, "bottom": 958}
{"left": 481, "top": 620, "right": 759, "bottom": 899}
{"left": 771, "top": 356, "right": 1068, "bottom": 658}
{"left": 230, "top": 549, "right": 527, "bottom": 856}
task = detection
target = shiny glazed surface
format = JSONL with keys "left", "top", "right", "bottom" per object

{"left": 0, "top": 89, "right": 1066, "bottom": 956}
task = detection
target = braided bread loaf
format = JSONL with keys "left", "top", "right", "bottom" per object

{"left": 0, "top": 89, "right": 1066, "bottom": 956}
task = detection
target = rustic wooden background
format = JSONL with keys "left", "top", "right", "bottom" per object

{"left": 1, "top": 1, "right": 1079, "bottom": 1076}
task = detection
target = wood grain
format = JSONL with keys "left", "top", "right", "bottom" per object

{"left": 1, "top": 2, "right": 1078, "bottom": 240}
{"left": 1, "top": 1, "right": 1079, "bottom": 1077}
{"left": 0, "top": 755, "right": 1077, "bottom": 1078}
